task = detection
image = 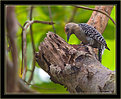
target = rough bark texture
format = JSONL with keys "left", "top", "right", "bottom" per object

{"left": 6, "top": 6, "right": 34, "bottom": 93}
{"left": 87, "top": 5, "right": 113, "bottom": 33}
{"left": 6, "top": 6, "right": 18, "bottom": 92}
{"left": 35, "top": 5, "right": 115, "bottom": 94}
{"left": 36, "top": 32, "right": 115, "bottom": 94}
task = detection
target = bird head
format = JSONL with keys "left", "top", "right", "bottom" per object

{"left": 65, "top": 23, "right": 79, "bottom": 42}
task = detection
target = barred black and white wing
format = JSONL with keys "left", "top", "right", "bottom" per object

{"left": 79, "top": 23, "right": 110, "bottom": 50}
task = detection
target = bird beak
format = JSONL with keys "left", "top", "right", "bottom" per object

{"left": 67, "top": 33, "right": 71, "bottom": 42}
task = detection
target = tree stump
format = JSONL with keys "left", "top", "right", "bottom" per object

{"left": 35, "top": 32, "right": 115, "bottom": 94}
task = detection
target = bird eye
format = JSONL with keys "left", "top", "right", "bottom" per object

{"left": 65, "top": 27, "right": 69, "bottom": 32}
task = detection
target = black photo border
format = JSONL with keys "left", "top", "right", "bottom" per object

{"left": 1, "top": 0, "right": 120, "bottom": 98}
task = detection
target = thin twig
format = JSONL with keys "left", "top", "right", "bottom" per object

{"left": 74, "top": 5, "right": 116, "bottom": 25}
{"left": 21, "top": 31, "right": 23, "bottom": 75}
{"left": 21, "top": 20, "right": 54, "bottom": 79}
{"left": 27, "top": 69, "right": 32, "bottom": 72}
{"left": 22, "top": 28, "right": 27, "bottom": 80}
{"left": 28, "top": 6, "right": 36, "bottom": 83}
{"left": 21, "top": 21, "right": 31, "bottom": 78}
{"left": 48, "top": 6, "right": 56, "bottom": 33}
{"left": 17, "top": 22, "right": 24, "bottom": 75}
{"left": 17, "top": 21, "right": 23, "bottom": 29}
{"left": 67, "top": 7, "right": 78, "bottom": 23}
{"left": 18, "top": 79, "right": 36, "bottom": 92}
{"left": 24, "top": 20, "right": 54, "bottom": 30}
{"left": 21, "top": 20, "right": 29, "bottom": 75}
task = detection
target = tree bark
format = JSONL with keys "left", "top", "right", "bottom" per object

{"left": 6, "top": 6, "right": 34, "bottom": 93}
{"left": 36, "top": 32, "right": 115, "bottom": 93}
{"left": 35, "top": 5, "right": 115, "bottom": 93}
{"left": 87, "top": 5, "right": 114, "bottom": 33}
{"left": 6, "top": 6, "right": 18, "bottom": 92}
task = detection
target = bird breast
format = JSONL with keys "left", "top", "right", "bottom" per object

{"left": 74, "top": 29, "right": 89, "bottom": 44}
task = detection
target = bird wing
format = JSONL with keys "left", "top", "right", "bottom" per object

{"left": 79, "top": 23, "right": 107, "bottom": 47}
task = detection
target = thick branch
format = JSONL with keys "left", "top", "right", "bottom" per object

{"left": 87, "top": 5, "right": 114, "bottom": 33}
{"left": 74, "top": 5, "right": 115, "bottom": 25}
{"left": 6, "top": 6, "right": 18, "bottom": 92}
{"left": 36, "top": 32, "right": 115, "bottom": 93}
{"left": 6, "top": 6, "right": 36, "bottom": 93}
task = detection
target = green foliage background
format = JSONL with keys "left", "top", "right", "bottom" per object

{"left": 15, "top": 5, "right": 116, "bottom": 93}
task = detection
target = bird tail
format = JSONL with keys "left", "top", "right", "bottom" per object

{"left": 98, "top": 49, "right": 102, "bottom": 62}
{"left": 105, "top": 45, "right": 110, "bottom": 51}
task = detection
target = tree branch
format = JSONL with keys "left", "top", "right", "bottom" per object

{"left": 67, "top": 7, "right": 78, "bottom": 23}
{"left": 35, "top": 32, "right": 115, "bottom": 93}
{"left": 74, "top": 5, "right": 115, "bottom": 25}
{"left": 24, "top": 20, "right": 54, "bottom": 30}
{"left": 87, "top": 6, "right": 114, "bottom": 54}
{"left": 21, "top": 20, "right": 55, "bottom": 80}
{"left": 87, "top": 5, "right": 114, "bottom": 33}
{"left": 48, "top": 6, "right": 56, "bottom": 33}
{"left": 22, "top": 25, "right": 27, "bottom": 80}
{"left": 27, "top": 6, "right": 35, "bottom": 83}
{"left": 6, "top": 6, "right": 18, "bottom": 92}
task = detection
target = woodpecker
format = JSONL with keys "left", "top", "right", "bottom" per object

{"left": 65, "top": 23, "right": 110, "bottom": 62}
